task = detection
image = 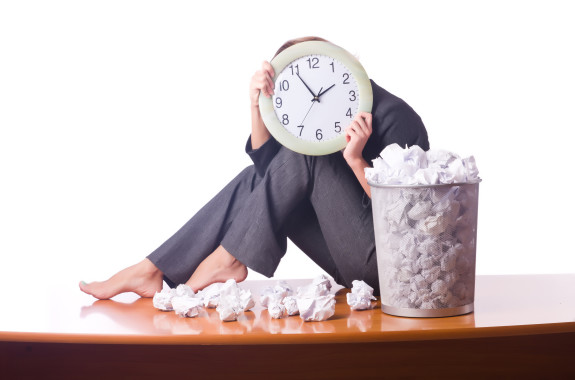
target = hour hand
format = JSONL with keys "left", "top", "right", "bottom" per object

{"left": 296, "top": 73, "right": 319, "bottom": 102}
{"left": 317, "top": 83, "right": 335, "bottom": 99}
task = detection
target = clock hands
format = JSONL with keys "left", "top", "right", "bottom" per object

{"left": 299, "top": 87, "right": 323, "bottom": 128}
{"left": 296, "top": 71, "right": 336, "bottom": 103}
{"left": 316, "top": 83, "right": 336, "bottom": 99}
{"left": 296, "top": 73, "right": 320, "bottom": 102}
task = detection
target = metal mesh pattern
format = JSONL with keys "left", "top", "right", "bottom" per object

{"left": 371, "top": 183, "right": 479, "bottom": 314}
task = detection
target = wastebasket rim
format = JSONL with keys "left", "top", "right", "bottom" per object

{"left": 368, "top": 179, "right": 481, "bottom": 189}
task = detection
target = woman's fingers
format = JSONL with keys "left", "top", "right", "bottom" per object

{"left": 347, "top": 120, "right": 367, "bottom": 140}
{"left": 262, "top": 61, "right": 275, "bottom": 96}
{"left": 345, "top": 125, "right": 357, "bottom": 142}
{"left": 262, "top": 60, "right": 275, "bottom": 77}
{"left": 353, "top": 112, "right": 372, "bottom": 136}
{"left": 258, "top": 75, "right": 273, "bottom": 97}
{"left": 357, "top": 112, "right": 373, "bottom": 133}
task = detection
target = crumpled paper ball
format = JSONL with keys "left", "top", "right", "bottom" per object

{"left": 174, "top": 284, "right": 195, "bottom": 298}
{"left": 346, "top": 280, "right": 376, "bottom": 311}
{"left": 268, "top": 302, "right": 287, "bottom": 319}
{"left": 260, "top": 280, "right": 293, "bottom": 308}
{"left": 296, "top": 274, "right": 332, "bottom": 298}
{"left": 198, "top": 283, "right": 223, "bottom": 308}
{"left": 152, "top": 288, "right": 177, "bottom": 311}
{"left": 298, "top": 294, "right": 336, "bottom": 322}
{"left": 172, "top": 295, "right": 203, "bottom": 318}
{"left": 282, "top": 296, "right": 300, "bottom": 316}
{"left": 216, "top": 279, "right": 245, "bottom": 322}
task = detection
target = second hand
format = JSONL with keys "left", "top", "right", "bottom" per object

{"left": 299, "top": 87, "right": 323, "bottom": 126}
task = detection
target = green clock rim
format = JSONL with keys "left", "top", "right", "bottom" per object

{"left": 259, "top": 41, "right": 373, "bottom": 156}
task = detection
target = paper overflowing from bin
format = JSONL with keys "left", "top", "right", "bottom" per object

{"left": 365, "top": 143, "right": 480, "bottom": 186}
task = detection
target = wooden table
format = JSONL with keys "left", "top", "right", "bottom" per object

{"left": 1, "top": 275, "right": 574, "bottom": 378}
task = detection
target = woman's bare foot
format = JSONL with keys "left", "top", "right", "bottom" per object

{"left": 186, "top": 245, "right": 248, "bottom": 292}
{"left": 79, "top": 258, "right": 164, "bottom": 300}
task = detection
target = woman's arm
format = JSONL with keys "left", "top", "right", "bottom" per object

{"left": 343, "top": 112, "right": 373, "bottom": 198}
{"left": 249, "top": 61, "right": 275, "bottom": 149}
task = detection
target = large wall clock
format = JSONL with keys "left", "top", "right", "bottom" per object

{"left": 259, "top": 41, "right": 373, "bottom": 156}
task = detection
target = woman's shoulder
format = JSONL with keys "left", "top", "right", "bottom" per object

{"left": 370, "top": 79, "right": 419, "bottom": 119}
{"left": 362, "top": 79, "right": 429, "bottom": 160}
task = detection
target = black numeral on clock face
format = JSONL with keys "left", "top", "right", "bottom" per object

{"left": 343, "top": 73, "right": 350, "bottom": 84}
{"left": 335, "top": 121, "right": 341, "bottom": 133}
{"left": 275, "top": 97, "right": 282, "bottom": 108}
{"left": 297, "top": 125, "right": 304, "bottom": 136}
{"left": 307, "top": 57, "right": 319, "bottom": 69}
{"left": 282, "top": 114, "right": 289, "bottom": 125}
{"left": 316, "top": 129, "right": 323, "bottom": 140}
{"left": 289, "top": 64, "right": 299, "bottom": 75}
{"left": 349, "top": 90, "right": 356, "bottom": 101}
{"left": 279, "top": 80, "right": 289, "bottom": 91}
{"left": 346, "top": 108, "right": 352, "bottom": 118}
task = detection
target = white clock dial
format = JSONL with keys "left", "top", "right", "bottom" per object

{"left": 272, "top": 55, "right": 359, "bottom": 143}
{"left": 259, "top": 41, "right": 372, "bottom": 156}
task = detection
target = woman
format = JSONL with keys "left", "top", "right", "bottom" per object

{"left": 79, "top": 37, "right": 429, "bottom": 299}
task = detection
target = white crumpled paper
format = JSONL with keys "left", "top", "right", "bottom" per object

{"left": 198, "top": 283, "right": 223, "bottom": 308}
{"left": 294, "top": 275, "right": 336, "bottom": 322}
{"left": 346, "top": 280, "right": 376, "bottom": 311}
{"left": 260, "top": 280, "right": 293, "bottom": 308}
{"left": 198, "top": 281, "right": 254, "bottom": 312}
{"left": 240, "top": 288, "right": 256, "bottom": 311}
{"left": 260, "top": 276, "right": 335, "bottom": 321}
{"left": 296, "top": 274, "right": 332, "bottom": 298}
{"left": 282, "top": 296, "right": 300, "bottom": 316}
{"left": 174, "top": 284, "right": 195, "bottom": 298}
{"left": 152, "top": 288, "right": 177, "bottom": 311}
{"left": 153, "top": 279, "right": 255, "bottom": 321}
{"left": 297, "top": 294, "right": 336, "bottom": 322}
{"left": 154, "top": 285, "right": 203, "bottom": 316}
{"left": 216, "top": 279, "right": 254, "bottom": 322}
{"left": 260, "top": 280, "right": 296, "bottom": 319}
{"left": 268, "top": 302, "right": 287, "bottom": 319}
{"left": 172, "top": 296, "right": 203, "bottom": 318}
{"left": 365, "top": 143, "right": 480, "bottom": 185}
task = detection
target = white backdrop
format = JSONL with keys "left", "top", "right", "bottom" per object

{"left": 1, "top": 0, "right": 574, "bottom": 288}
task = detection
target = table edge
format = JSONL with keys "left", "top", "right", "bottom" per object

{"left": 2, "top": 321, "right": 574, "bottom": 345}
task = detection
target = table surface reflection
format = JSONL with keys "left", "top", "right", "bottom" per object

{"left": 1, "top": 274, "right": 574, "bottom": 345}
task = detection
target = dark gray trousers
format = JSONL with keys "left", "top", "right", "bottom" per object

{"left": 147, "top": 146, "right": 379, "bottom": 292}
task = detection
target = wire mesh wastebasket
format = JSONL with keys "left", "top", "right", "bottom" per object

{"left": 369, "top": 181, "right": 480, "bottom": 317}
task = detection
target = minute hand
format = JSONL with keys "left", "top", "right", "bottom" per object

{"left": 296, "top": 73, "right": 318, "bottom": 101}
{"left": 316, "top": 84, "right": 336, "bottom": 99}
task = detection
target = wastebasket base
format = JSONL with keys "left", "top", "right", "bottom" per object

{"left": 381, "top": 303, "right": 474, "bottom": 318}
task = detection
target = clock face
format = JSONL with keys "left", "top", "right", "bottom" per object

{"left": 272, "top": 55, "right": 360, "bottom": 143}
{"left": 259, "top": 41, "right": 372, "bottom": 156}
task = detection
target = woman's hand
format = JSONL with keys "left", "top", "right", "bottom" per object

{"left": 343, "top": 112, "right": 373, "bottom": 198}
{"left": 249, "top": 61, "right": 274, "bottom": 149}
{"left": 343, "top": 112, "right": 372, "bottom": 165}
{"left": 250, "top": 61, "right": 275, "bottom": 107}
